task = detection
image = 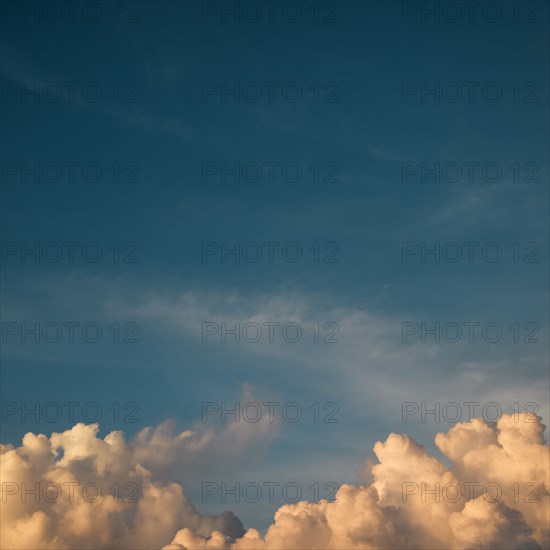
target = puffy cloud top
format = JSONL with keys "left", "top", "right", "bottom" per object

{"left": 2, "top": 414, "right": 548, "bottom": 549}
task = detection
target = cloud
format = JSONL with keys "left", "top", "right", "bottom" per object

{"left": 112, "top": 289, "right": 548, "bottom": 435}
{"left": 2, "top": 413, "right": 548, "bottom": 549}
{"left": 166, "top": 413, "right": 548, "bottom": 550}
{"left": 0, "top": 416, "right": 273, "bottom": 550}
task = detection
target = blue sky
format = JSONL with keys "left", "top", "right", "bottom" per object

{"left": 1, "top": 0, "right": 549, "bottom": 534}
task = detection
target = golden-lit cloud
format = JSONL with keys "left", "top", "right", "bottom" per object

{"left": 2, "top": 414, "right": 548, "bottom": 549}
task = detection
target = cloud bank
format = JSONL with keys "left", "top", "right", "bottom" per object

{"left": 1, "top": 414, "right": 548, "bottom": 549}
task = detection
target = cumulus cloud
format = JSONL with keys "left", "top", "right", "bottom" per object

{"left": 0, "top": 417, "right": 270, "bottom": 550}
{"left": 1, "top": 414, "right": 548, "bottom": 549}
{"left": 166, "top": 413, "right": 549, "bottom": 550}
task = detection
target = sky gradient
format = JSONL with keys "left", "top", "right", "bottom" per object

{"left": 1, "top": 1, "right": 549, "bottom": 548}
